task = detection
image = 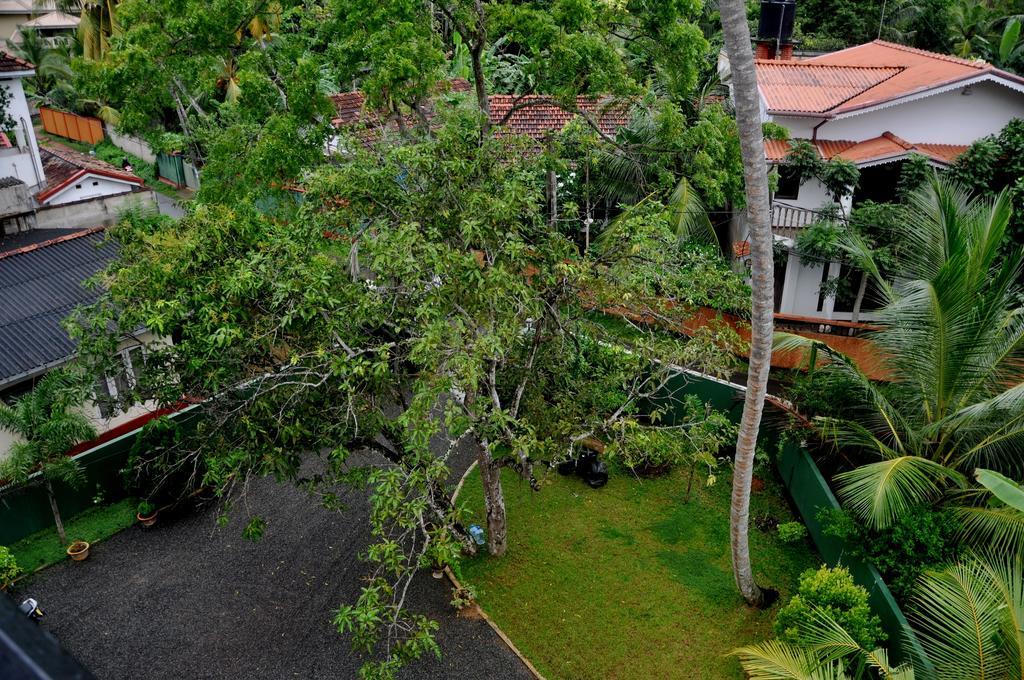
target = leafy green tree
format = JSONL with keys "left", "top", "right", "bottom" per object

{"left": 74, "top": 109, "right": 745, "bottom": 675}
{"left": 948, "top": 118, "right": 1024, "bottom": 246}
{"left": 777, "top": 178, "right": 1024, "bottom": 545}
{"left": 0, "top": 369, "right": 96, "bottom": 545}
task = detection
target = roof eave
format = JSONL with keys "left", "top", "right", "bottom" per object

{"left": 831, "top": 71, "right": 1024, "bottom": 119}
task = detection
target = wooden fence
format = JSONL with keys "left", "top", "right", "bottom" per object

{"left": 38, "top": 107, "right": 105, "bottom": 145}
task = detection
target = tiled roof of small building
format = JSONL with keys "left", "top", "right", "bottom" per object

{"left": 36, "top": 142, "right": 143, "bottom": 203}
{"left": 0, "top": 228, "right": 115, "bottom": 388}
{"left": 764, "top": 132, "right": 968, "bottom": 166}
{"left": 331, "top": 83, "right": 631, "bottom": 142}
{"left": 0, "top": 49, "right": 32, "bottom": 72}
{"left": 757, "top": 40, "right": 1024, "bottom": 115}
{"left": 488, "top": 95, "right": 630, "bottom": 140}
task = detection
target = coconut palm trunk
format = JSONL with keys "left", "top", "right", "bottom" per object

{"left": 719, "top": 0, "right": 775, "bottom": 607}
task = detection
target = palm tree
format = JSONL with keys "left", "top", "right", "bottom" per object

{"left": 735, "top": 608, "right": 914, "bottom": 679}
{"left": 0, "top": 369, "right": 96, "bottom": 545}
{"left": 58, "top": 0, "right": 121, "bottom": 61}
{"left": 6, "top": 29, "right": 74, "bottom": 102}
{"left": 910, "top": 553, "right": 1024, "bottom": 680}
{"left": 778, "top": 178, "right": 1024, "bottom": 539}
{"left": 718, "top": 0, "right": 777, "bottom": 606}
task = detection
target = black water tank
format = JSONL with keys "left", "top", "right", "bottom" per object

{"left": 757, "top": 0, "right": 797, "bottom": 44}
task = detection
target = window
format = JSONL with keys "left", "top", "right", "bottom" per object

{"left": 92, "top": 345, "right": 146, "bottom": 419}
{"left": 92, "top": 181, "right": 99, "bottom": 187}
{"left": 74, "top": 184, "right": 81, "bottom": 189}
{"left": 775, "top": 166, "right": 801, "bottom": 200}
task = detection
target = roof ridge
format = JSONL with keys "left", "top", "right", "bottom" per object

{"left": 755, "top": 60, "right": 903, "bottom": 70}
{"left": 870, "top": 39, "right": 987, "bottom": 69}
{"left": 0, "top": 227, "right": 106, "bottom": 261}
{"left": 881, "top": 131, "right": 914, "bottom": 149}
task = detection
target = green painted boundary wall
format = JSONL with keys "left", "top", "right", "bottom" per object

{"left": 654, "top": 369, "right": 932, "bottom": 671}
{"left": 0, "top": 405, "right": 200, "bottom": 546}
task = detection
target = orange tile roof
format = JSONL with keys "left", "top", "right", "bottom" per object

{"left": 764, "top": 132, "right": 967, "bottom": 166}
{"left": 759, "top": 40, "right": 1024, "bottom": 115}
{"left": 488, "top": 95, "right": 630, "bottom": 140}
{"left": 757, "top": 61, "right": 903, "bottom": 113}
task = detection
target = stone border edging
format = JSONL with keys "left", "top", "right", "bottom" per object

{"left": 448, "top": 460, "right": 546, "bottom": 680}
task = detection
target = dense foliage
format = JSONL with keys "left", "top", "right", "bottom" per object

{"left": 821, "top": 506, "right": 961, "bottom": 599}
{"left": 74, "top": 104, "right": 748, "bottom": 675}
{"left": 774, "top": 565, "right": 885, "bottom": 650}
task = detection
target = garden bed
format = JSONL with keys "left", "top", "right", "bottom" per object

{"left": 457, "top": 465, "right": 818, "bottom": 679}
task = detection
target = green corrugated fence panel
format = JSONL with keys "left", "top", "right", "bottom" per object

{"left": 156, "top": 153, "right": 186, "bottom": 187}
{"left": 0, "top": 406, "right": 201, "bottom": 546}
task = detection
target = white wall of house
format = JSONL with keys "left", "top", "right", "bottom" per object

{"left": 822, "top": 81, "right": 1023, "bottom": 144}
{"left": 0, "top": 76, "right": 45, "bottom": 190}
{"left": 40, "top": 174, "right": 138, "bottom": 206}
{"left": 771, "top": 80, "right": 1024, "bottom": 145}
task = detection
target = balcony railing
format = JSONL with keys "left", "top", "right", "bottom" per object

{"left": 771, "top": 202, "right": 846, "bottom": 240}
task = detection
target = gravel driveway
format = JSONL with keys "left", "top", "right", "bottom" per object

{"left": 14, "top": 442, "right": 532, "bottom": 680}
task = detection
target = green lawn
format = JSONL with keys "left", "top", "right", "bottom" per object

{"left": 458, "top": 466, "right": 818, "bottom": 680}
{"left": 9, "top": 498, "right": 138, "bottom": 574}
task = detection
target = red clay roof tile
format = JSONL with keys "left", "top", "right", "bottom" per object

{"left": 758, "top": 40, "right": 1024, "bottom": 115}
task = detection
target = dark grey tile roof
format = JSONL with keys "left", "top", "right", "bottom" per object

{"left": 0, "top": 229, "right": 116, "bottom": 388}
{"left": 0, "top": 228, "right": 77, "bottom": 252}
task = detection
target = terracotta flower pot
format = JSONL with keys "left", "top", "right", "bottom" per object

{"left": 137, "top": 511, "right": 158, "bottom": 528}
{"left": 66, "top": 541, "right": 90, "bottom": 562}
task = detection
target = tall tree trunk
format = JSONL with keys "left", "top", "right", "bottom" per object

{"left": 46, "top": 480, "right": 67, "bottom": 546}
{"left": 851, "top": 270, "right": 868, "bottom": 325}
{"left": 476, "top": 439, "right": 507, "bottom": 556}
{"left": 720, "top": 0, "right": 775, "bottom": 608}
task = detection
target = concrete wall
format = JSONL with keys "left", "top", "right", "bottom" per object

{"left": 41, "top": 175, "right": 141, "bottom": 206}
{"left": 34, "top": 189, "right": 156, "bottom": 230}
{"left": 104, "top": 125, "right": 157, "bottom": 164}
{"left": 823, "top": 81, "right": 1023, "bottom": 145}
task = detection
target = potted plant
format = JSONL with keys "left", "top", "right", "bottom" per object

{"left": 0, "top": 546, "right": 19, "bottom": 590}
{"left": 66, "top": 540, "right": 90, "bottom": 562}
{"left": 136, "top": 500, "right": 158, "bottom": 527}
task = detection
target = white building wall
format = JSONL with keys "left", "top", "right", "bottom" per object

{"left": 0, "top": 77, "right": 45, "bottom": 190}
{"left": 773, "top": 81, "right": 1022, "bottom": 145}
{"left": 42, "top": 174, "right": 138, "bottom": 206}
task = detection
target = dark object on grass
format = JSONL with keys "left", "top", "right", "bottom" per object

{"left": 557, "top": 449, "right": 608, "bottom": 488}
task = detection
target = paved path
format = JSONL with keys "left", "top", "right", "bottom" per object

{"left": 14, "top": 445, "right": 532, "bottom": 680}
{"left": 154, "top": 191, "right": 185, "bottom": 219}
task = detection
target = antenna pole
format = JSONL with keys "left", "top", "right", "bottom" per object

{"left": 878, "top": 0, "right": 888, "bottom": 40}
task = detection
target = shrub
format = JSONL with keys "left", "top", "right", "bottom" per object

{"left": 777, "top": 522, "right": 808, "bottom": 544}
{"left": 0, "top": 546, "right": 19, "bottom": 587}
{"left": 774, "top": 566, "right": 884, "bottom": 650}
{"left": 820, "top": 505, "right": 960, "bottom": 601}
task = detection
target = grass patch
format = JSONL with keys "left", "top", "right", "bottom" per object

{"left": 457, "top": 466, "right": 818, "bottom": 680}
{"left": 10, "top": 498, "right": 138, "bottom": 573}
